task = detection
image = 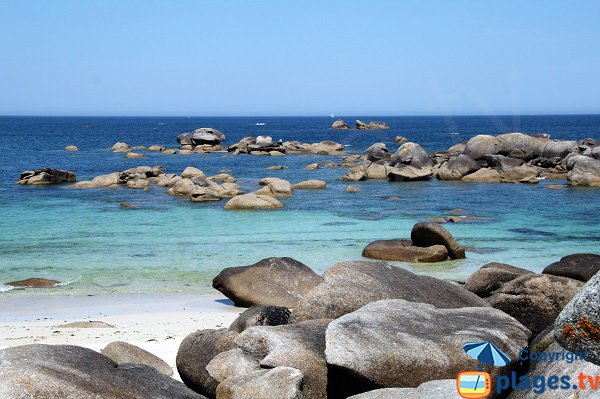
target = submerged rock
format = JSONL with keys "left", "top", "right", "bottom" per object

{"left": 5, "top": 277, "right": 60, "bottom": 288}
{"left": 111, "top": 142, "right": 131, "bottom": 152}
{"left": 18, "top": 168, "right": 76, "bottom": 185}
{"left": 212, "top": 257, "right": 321, "bottom": 308}
{"left": 362, "top": 239, "right": 448, "bottom": 262}
{"left": 0, "top": 344, "right": 203, "bottom": 399}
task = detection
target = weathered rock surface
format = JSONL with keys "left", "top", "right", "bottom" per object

{"left": 292, "top": 180, "right": 326, "bottom": 189}
{"left": 101, "top": 341, "right": 173, "bottom": 376}
{"left": 257, "top": 177, "right": 293, "bottom": 197}
{"left": 18, "top": 168, "right": 76, "bottom": 185}
{"left": 0, "top": 344, "right": 204, "bottom": 399}
{"left": 176, "top": 329, "right": 238, "bottom": 397}
{"left": 223, "top": 194, "right": 282, "bottom": 210}
{"left": 488, "top": 274, "right": 584, "bottom": 335}
{"left": 216, "top": 366, "right": 304, "bottom": 399}
{"left": 229, "top": 306, "right": 291, "bottom": 333}
{"left": 567, "top": 155, "right": 600, "bottom": 186}
{"left": 70, "top": 172, "right": 120, "bottom": 188}
{"left": 464, "top": 263, "right": 534, "bottom": 297}
{"left": 543, "top": 253, "right": 600, "bottom": 282}
{"left": 331, "top": 119, "right": 350, "bottom": 129}
{"left": 410, "top": 222, "right": 466, "bottom": 259}
{"left": 362, "top": 239, "right": 448, "bottom": 262}
{"left": 111, "top": 142, "right": 131, "bottom": 152}
{"left": 348, "top": 380, "right": 461, "bottom": 399}
{"left": 212, "top": 257, "right": 321, "bottom": 308}
{"left": 290, "top": 261, "right": 488, "bottom": 322}
{"left": 177, "top": 128, "right": 226, "bottom": 147}
{"left": 554, "top": 271, "right": 600, "bottom": 365}
{"left": 462, "top": 168, "right": 503, "bottom": 182}
{"left": 64, "top": 145, "right": 79, "bottom": 151}
{"left": 325, "top": 299, "right": 530, "bottom": 393}
{"left": 435, "top": 154, "right": 480, "bottom": 180}
{"left": 355, "top": 120, "right": 389, "bottom": 130}
{"left": 5, "top": 277, "right": 60, "bottom": 288}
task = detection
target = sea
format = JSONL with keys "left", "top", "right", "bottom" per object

{"left": 1, "top": 115, "right": 599, "bottom": 296}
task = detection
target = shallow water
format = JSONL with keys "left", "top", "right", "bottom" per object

{"left": 1, "top": 116, "right": 599, "bottom": 296}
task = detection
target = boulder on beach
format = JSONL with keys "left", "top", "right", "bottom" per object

{"left": 176, "top": 328, "right": 238, "bottom": 397}
{"left": 5, "top": 277, "right": 60, "bottom": 288}
{"left": 111, "top": 142, "right": 131, "bottom": 152}
{"left": 488, "top": 273, "right": 584, "bottom": 335}
{"left": 229, "top": 306, "right": 291, "bottom": 333}
{"left": 362, "top": 239, "right": 448, "bottom": 263}
{"left": 292, "top": 180, "right": 326, "bottom": 189}
{"left": 209, "top": 319, "right": 330, "bottom": 399}
{"left": 290, "top": 261, "right": 488, "bottom": 323}
{"left": 554, "top": 271, "right": 600, "bottom": 366}
{"left": 223, "top": 194, "right": 283, "bottom": 210}
{"left": 543, "top": 253, "right": 600, "bottom": 282}
{"left": 215, "top": 366, "right": 304, "bottom": 399}
{"left": 18, "top": 168, "right": 76, "bottom": 185}
{"left": 331, "top": 119, "right": 350, "bottom": 129}
{"left": 0, "top": 344, "right": 203, "bottom": 399}
{"left": 212, "top": 257, "right": 321, "bottom": 308}
{"left": 464, "top": 262, "right": 534, "bottom": 297}
{"left": 325, "top": 299, "right": 530, "bottom": 395}
{"left": 348, "top": 380, "right": 460, "bottom": 399}
{"left": 101, "top": 341, "right": 173, "bottom": 376}
{"left": 410, "top": 222, "right": 466, "bottom": 259}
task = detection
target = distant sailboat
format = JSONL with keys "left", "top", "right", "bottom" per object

{"left": 330, "top": 113, "right": 335, "bottom": 118}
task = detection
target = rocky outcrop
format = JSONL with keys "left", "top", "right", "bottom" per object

{"left": 176, "top": 329, "right": 238, "bottom": 397}
{"left": 223, "top": 194, "right": 282, "bottom": 210}
{"left": 488, "top": 274, "right": 584, "bottom": 335}
{"left": 567, "top": 155, "right": 600, "bottom": 186}
{"left": 229, "top": 306, "right": 291, "bottom": 333}
{"left": 290, "top": 261, "right": 488, "bottom": 322}
{"left": 362, "top": 239, "right": 448, "bottom": 262}
{"left": 435, "top": 154, "right": 480, "bottom": 180}
{"left": 554, "top": 271, "right": 600, "bottom": 365}
{"left": 212, "top": 257, "right": 321, "bottom": 308}
{"left": 331, "top": 119, "right": 350, "bottom": 129}
{"left": 465, "top": 263, "right": 534, "bottom": 297}
{"left": 366, "top": 143, "right": 390, "bottom": 162}
{"left": 355, "top": 120, "right": 390, "bottom": 130}
{"left": 543, "top": 254, "right": 600, "bottom": 282}
{"left": 325, "top": 299, "right": 530, "bottom": 395}
{"left": 0, "top": 344, "right": 204, "bottom": 399}
{"left": 228, "top": 137, "right": 344, "bottom": 156}
{"left": 18, "top": 168, "right": 76, "bottom": 185}
{"left": 100, "top": 341, "right": 173, "bottom": 376}
{"left": 177, "top": 128, "right": 226, "bottom": 153}
{"left": 388, "top": 142, "right": 434, "bottom": 181}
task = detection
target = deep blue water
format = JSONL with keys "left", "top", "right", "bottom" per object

{"left": 1, "top": 115, "right": 599, "bottom": 296}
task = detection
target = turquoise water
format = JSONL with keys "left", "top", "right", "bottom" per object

{"left": 1, "top": 116, "right": 599, "bottom": 296}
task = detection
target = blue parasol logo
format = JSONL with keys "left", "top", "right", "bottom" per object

{"left": 464, "top": 341, "right": 511, "bottom": 368}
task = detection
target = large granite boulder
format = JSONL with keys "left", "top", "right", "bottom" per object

{"left": 465, "top": 263, "right": 534, "bottom": 298}
{"left": 223, "top": 194, "right": 283, "bottom": 210}
{"left": 5, "top": 277, "right": 60, "bottom": 288}
{"left": 341, "top": 166, "right": 368, "bottom": 181}
{"left": 366, "top": 143, "right": 390, "bottom": 162}
{"left": 176, "top": 329, "right": 238, "bottom": 397}
{"left": 100, "top": 341, "right": 172, "bottom": 376}
{"left": 70, "top": 172, "right": 120, "bottom": 188}
{"left": 496, "top": 132, "right": 546, "bottom": 161}
{"left": 325, "top": 299, "right": 530, "bottom": 396}
{"left": 315, "top": 141, "right": 344, "bottom": 155}
{"left": 567, "top": 155, "right": 600, "bottom": 186}
{"left": 229, "top": 306, "right": 291, "bottom": 333}
{"left": 355, "top": 120, "right": 389, "bottom": 130}
{"left": 17, "top": 168, "right": 76, "bottom": 185}
{"left": 177, "top": 128, "right": 226, "bottom": 146}
{"left": 541, "top": 140, "right": 578, "bottom": 159}
{"left": 0, "top": 344, "right": 204, "bottom": 399}
{"left": 435, "top": 155, "right": 480, "bottom": 180}
{"left": 348, "top": 380, "right": 460, "bottom": 399}
{"left": 215, "top": 367, "right": 304, "bottom": 399}
{"left": 291, "top": 180, "right": 326, "bottom": 189}
{"left": 410, "top": 222, "right": 466, "bottom": 259}
{"left": 543, "top": 254, "right": 600, "bottom": 282}
{"left": 507, "top": 343, "right": 600, "bottom": 398}
{"left": 390, "top": 142, "right": 433, "bottom": 169}
{"left": 463, "top": 135, "right": 501, "bottom": 160}
{"left": 554, "top": 271, "right": 600, "bottom": 365}
{"left": 331, "top": 119, "right": 349, "bottom": 129}
{"left": 488, "top": 274, "right": 584, "bottom": 335}
{"left": 212, "top": 257, "right": 321, "bottom": 308}
{"left": 387, "top": 165, "right": 433, "bottom": 181}
{"left": 290, "top": 261, "right": 488, "bottom": 323}
{"left": 461, "top": 168, "right": 503, "bottom": 182}
{"left": 257, "top": 177, "right": 293, "bottom": 197}
{"left": 362, "top": 239, "right": 449, "bottom": 262}
{"left": 111, "top": 142, "right": 131, "bottom": 152}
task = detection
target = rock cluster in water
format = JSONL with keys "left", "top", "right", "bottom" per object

{"left": 17, "top": 168, "right": 77, "bottom": 185}
{"left": 344, "top": 133, "right": 600, "bottom": 186}
{"left": 4, "top": 250, "right": 600, "bottom": 398}
{"left": 228, "top": 136, "right": 344, "bottom": 156}
{"left": 177, "top": 128, "right": 227, "bottom": 154}
{"left": 331, "top": 119, "right": 390, "bottom": 130}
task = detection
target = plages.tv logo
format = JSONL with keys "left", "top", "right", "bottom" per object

{"left": 456, "top": 341, "right": 511, "bottom": 399}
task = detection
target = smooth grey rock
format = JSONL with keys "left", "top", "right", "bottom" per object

{"left": 496, "top": 132, "right": 546, "bottom": 161}
{"left": 567, "top": 155, "right": 600, "bottom": 186}
{"left": 326, "top": 299, "right": 530, "bottom": 392}
{"left": 435, "top": 154, "right": 480, "bottom": 180}
{"left": 223, "top": 194, "right": 283, "bottom": 210}
{"left": 543, "top": 254, "right": 600, "bottom": 282}
{"left": 463, "top": 135, "right": 501, "bottom": 160}
{"left": 366, "top": 143, "right": 390, "bottom": 162}
{"left": 390, "top": 142, "right": 433, "bottom": 169}
{"left": 362, "top": 239, "right": 449, "bottom": 262}
{"left": 348, "top": 380, "right": 461, "bottom": 399}
{"left": 488, "top": 274, "right": 584, "bottom": 336}
{"left": 176, "top": 329, "right": 238, "bottom": 397}
{"left": 331, "top": 119, "right": 350, "bottom": 129}
{"left": 212, "top": 257, "right": 321, "bottom": 308}
{"left": 0, "top": 344, "right": 204, "bottom": 399}
{"left": 465, "top": 263, "right": 534, "bottom": 297}
{"left": 205, "top": 349, "right": 262, "bottom": 386}
{"left": 101, "top": 341, "right": 172, "bottom": 376}
{"left": 554, "top": 271, "right": 600, "bottom": 365}
{"left": 229, "top": 306, "right": 291, "bottom": 333}
{"left": 410, "top": 222, "right": 466, "bottom": 259}
{"left": 290, "top": 261, "right": 488, "bottom": 323}
{"left": 216, "top": 366, "right": 304, "bottom": 399}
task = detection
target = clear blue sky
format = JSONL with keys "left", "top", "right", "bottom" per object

{"left": 1, "top": 0, "right": 599, "bottom": 116}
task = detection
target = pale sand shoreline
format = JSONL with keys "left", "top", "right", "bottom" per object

{"left": 0, "top": 292, "right": 244, "bottom": 380}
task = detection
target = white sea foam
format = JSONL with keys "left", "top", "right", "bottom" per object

{"left": 0, "top": 285, "right": 15, "bottom": 292}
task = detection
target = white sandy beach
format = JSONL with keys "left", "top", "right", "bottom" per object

{"left": 0, "top": 293, "right": 243, "bottom": 380}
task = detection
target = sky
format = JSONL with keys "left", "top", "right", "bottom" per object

{"left": 0, "top": 0, "right": 599, "bottom": 116}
